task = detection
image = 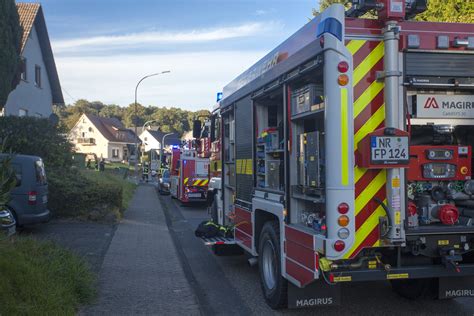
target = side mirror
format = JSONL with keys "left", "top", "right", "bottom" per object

{"left": 193, "top": 120, "right": 201, "bottom": 139}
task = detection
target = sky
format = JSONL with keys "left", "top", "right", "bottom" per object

{"left": 33, "top": 0, "right": 319, "bottom": 111}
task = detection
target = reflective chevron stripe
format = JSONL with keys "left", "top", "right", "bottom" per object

{"left": 344, "top": 39, "right": 387, "bottom": 259}
{"left": 191, "top": 179, "right": 209, "bottom": 186}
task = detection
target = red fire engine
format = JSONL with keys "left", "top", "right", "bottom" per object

{"left": 196, "top": 0, "right": 474, "bottom": 309}
{"left": 170, "top": 141, "right": 210, "bottom": 203}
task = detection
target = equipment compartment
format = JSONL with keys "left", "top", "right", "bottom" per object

{"left": 406, "top": 90, "right": 474, "bottom": 232}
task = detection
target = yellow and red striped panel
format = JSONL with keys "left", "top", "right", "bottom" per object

{"left": 183, "top": 178, "right": 209, "bottom": 186}
{"left": 344, "top": 39, "right": 387, "bottom": 259}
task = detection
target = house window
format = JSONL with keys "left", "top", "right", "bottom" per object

{"left": 112, "top": 148, "right": 120, "bottom": 158}
{"left": 19, "top": 109, "right": 28, "bottom": 117}
{"left": 21, "top": 58, "right": 27, "bottom": 81}
{"left": 88, "top": 127, "right": 93, "bottom": 132}
{"left": 35, "top": 65, "right": 41, "bottom": 87}
{"left": 82, "top": 132, "right": 85, "bottom": 138}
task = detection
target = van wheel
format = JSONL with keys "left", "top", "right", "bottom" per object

{"left": 8, "top": 207, "right": 23, "bottom": 229}
{"left": 390, "top": 278, "right": 437, "bottom": 299}
{"left": 258, "top": 221, "right": 287, "bottom": 309}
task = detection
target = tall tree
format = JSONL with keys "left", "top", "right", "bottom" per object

{"left": 0, "top": 0, "right": 22, "bottom": 109}
{"left": 99, "top": 104, "right": 125, "bottom": 121}
{"left": 314, "top": 0, "right": 473, "bottom": 22}
{"left": 416, "top": 0, "right": 474, "bottom": 23}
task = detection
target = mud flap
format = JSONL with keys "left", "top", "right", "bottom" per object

{"left": 439, "top": 276, "right": 474, "bottom": 299}
{"left": 288, "top": 280, "right": 341, "bottom": 308}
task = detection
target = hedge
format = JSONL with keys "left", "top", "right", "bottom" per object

{"left": 48, "top": 168, "right": 123, "bottom": 221}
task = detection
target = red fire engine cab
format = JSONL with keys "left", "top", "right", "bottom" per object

{"left": 170, "top": 142, "right": 210, "bottom": 203}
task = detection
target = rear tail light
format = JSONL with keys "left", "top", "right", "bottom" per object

{"left": 337, "top": 215, "right": 349, "bottom": 227}
{"left": 338, "top": 202, "right": 349, "bottom": 214}
{"left": 337, "top": 61, "right": 349, "bottom": 73}
{"left": 333, "top": 240, "right": 345, "bottom": 252}
{"left": 337, "top": 74, "right": 349, "bottom": 86}
{"left": 28, "top": 191, "right": 37, "bottom": 205}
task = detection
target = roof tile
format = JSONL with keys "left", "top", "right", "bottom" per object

{"left": 16, "top": 3, "right": 40, "bottom": 53}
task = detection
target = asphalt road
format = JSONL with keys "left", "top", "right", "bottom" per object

{"left": 160, "top": 194, "right": 474, "bottom": 316}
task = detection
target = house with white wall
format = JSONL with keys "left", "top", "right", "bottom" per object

{"left": 69, "top": 113, "right": 138, "bottom": 162}
{"left": 3, "top": 3, "right": 64, "bottom": 117}
{"left": 139, "top": 129, "right": 181, "bottom": 152}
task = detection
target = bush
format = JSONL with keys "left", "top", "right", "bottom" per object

{"left": 0, "top": 116, "right": 73, "bottom": 168}
{"left": 0, "top": 237, "right": 95, "bottom": 315}
{"left": 48, "top": 168, "right": 123, "bottom": 221}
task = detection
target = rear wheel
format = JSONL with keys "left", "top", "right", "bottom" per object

{"left": 8, "top": 207, "right": 23, "bottom": 229}
{"left": 390, "top": 278, "right": 438, "bottom": 299}
{"left": 258, "top": 221, "right": 287, "bottom": 309}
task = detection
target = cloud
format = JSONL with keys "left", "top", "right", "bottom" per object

{"left": 52, "top": 22, "right": 280, "bottom": 54}
{"left": 255, "top": 8, "right": 276, "bottom": 16}
{"left": 56, "top": 50, "right": 266, "bottom": 110}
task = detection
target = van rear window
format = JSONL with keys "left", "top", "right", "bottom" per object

{"left": 35, "top": 160, "right": 47, "bottom": 185}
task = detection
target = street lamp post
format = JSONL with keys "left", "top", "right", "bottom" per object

{"left": 160, "top": 132, "right": 174, "bottom": 170}
{"left": 133, "top": 71, "right": 170, "bottom": 180}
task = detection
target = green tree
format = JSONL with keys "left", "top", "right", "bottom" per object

{"left": 0, "top": 116, "right": 73, "bottom": 168}
{"left": 99, "top": 104, "right": 125, "bottom": 121}
{"left": 416, "top": 0, "right": 474, "bottom": 23}
{"left": 53, "top": 97, "right": 211, "bottom": 138}
{"left": 0, "top": 0, "right": 22, "bottom": 108}
{"left": 314, "top": 0, "right": 474, "bottom": 22}
{"left": 123, "top": 103, "right": 147, "bottom": 127}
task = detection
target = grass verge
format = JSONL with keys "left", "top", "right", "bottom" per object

{"left": 0, "top": 236, "right": 95, "bottom": 315}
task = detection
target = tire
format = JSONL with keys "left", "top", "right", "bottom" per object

{"left": 258, "top": 221, "right": 287, "bottom": 309}
{"left": 8, "top": 207, "right": 23, "bottom": 229}
{"left": 210, "top": 198, "right": 218, "bottom": 223}
{"left": 390, "top": 278, "right": 438, "bottom": 300}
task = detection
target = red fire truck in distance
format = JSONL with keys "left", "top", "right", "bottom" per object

{"left": 195, "top": 0, "right": 474, "bottom": 309}
{"left": 170, "top": 141, "right": 210, "bottom": 203}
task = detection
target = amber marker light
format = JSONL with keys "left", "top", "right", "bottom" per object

{"left": 338, "top": 74, "right": 349, "bottom": 86}
{"left": 338, "top": 215, "right": 350, "bottom": 227}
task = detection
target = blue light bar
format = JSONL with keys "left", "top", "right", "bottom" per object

{"left": 317, "top": 17, "right": 342, "bottom": 41}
